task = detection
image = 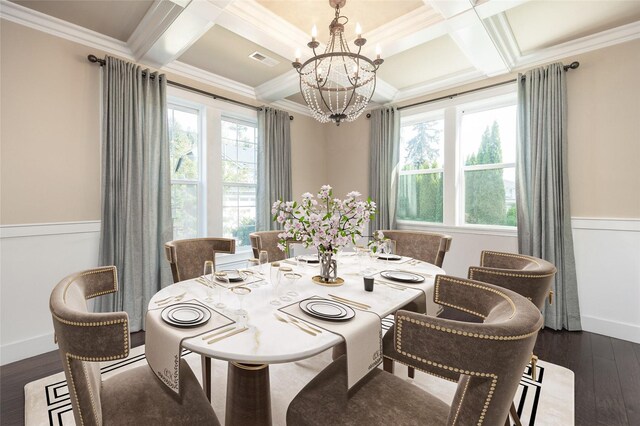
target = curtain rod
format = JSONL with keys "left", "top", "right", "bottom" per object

{"left": 366, "top": 61, "right": 580, "bottom": 118}
{"left": 87, "top": 55, "right": 294, "bottom": 120}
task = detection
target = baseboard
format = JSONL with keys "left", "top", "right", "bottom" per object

{"left": 1, "top": 333, "right": 57, "bottom": 366}
{"left": 581, "top": 315, "right": 640, "bottom": 344}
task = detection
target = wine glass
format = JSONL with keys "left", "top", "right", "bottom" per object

{"left": 278, "top": 266, "right": 293, "bottom": 302}
{"left": 231, "top": 286, "right": 251, "bottom": 326}
{"left": 203, "top": 260, "right": 215, "bottom": 302}
{"left": 213, "top": 271, "right": 228, "bottom": 309}
{"left": 259, "top": 250, "right": 269, "bottom": 274}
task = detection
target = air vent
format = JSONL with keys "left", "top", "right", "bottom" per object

{"left": 249, "top": 51, "right": 279, "bottom": 67}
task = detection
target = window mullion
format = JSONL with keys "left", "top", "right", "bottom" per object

{"left": 443, "top": 106, "right": 457, "bottom": 226}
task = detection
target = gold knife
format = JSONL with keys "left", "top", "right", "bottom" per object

{"left": 207, "top": 327, "right": 248, "bottom": 344}
{"left": 201, "top": 325, "right": 235, "bottom": 340}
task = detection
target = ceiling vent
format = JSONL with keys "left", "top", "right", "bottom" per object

{"left": 249, "top": 51, "right": 279, "bottom": 67}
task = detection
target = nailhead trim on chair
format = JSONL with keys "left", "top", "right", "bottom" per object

{"left": 452, "top": 376, "right": 471, "bottom": 425}
{"left": 382, "top": 355, "right": 457, "bottom": 383}
{"left": 434, "top": 277, "right": 517, "bottom": 320}
{"left": 468, "top": 267, "right": 556, "bottom": 280}
{"left": 396, "top": 316, "right": 498, "bottom": 426}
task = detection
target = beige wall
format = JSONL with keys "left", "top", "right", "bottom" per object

{"left": 1, "top": 20, "right": 102, "bottom": 224}
{"left": 0, "top": 20, "right": 327, "bottom": 225}
{"left": 326, "top": 39, "right": 640, "bottom": 219}
{"left": 290, "top": 114, "right": 327, "bottom": 196}
{"left": 325, "top": 119, "right": 370, "bottom": 198}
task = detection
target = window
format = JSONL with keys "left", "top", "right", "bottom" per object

{"left": 167, "top": 88, "right": 259, "bottom": 258}
{"left": 169, "top": 104, "right": 202, "bottom": 240}
{"left": 221, "top": 119, "right": 257, "bottom": 249}
{"left": 397, "top": 116, "right": 445, "bottom": 223}
{"left": 460, "top": 104, "right": 516, "bottom": 226}
{"left": 397, "top": 86, "right": 517, "bottom": 229}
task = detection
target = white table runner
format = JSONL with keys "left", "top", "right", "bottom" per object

{"left": 281, "top": 296, "right": 382, "bottom": 390}
{"left": 145, "top": 299, "right": 233, "bottom": 394}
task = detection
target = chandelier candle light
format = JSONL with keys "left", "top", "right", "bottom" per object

{"left": 272, "top": 185, "right": 376, "bottom": 284}
{"left": 292, "top": 0, "right": 384, "bottom": 125}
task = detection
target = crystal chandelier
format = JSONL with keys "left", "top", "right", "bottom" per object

{"left": 292, "top": 0, "right": 383, "bottom": 125}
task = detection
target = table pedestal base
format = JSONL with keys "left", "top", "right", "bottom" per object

{"left": 225, "top": 362, "right": 272, "bottom": 426}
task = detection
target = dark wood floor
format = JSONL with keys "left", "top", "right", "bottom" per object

{"left": 1, "top": 330, "right": 638, "bottom": 425}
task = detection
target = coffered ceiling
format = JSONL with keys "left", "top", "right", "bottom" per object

{"left": 4, "top": 0, "right": 640, "bottom": 115}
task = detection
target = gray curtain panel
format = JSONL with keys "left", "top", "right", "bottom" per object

{"left": 369, "top": 106, "right": 400, "bottom": 232}
{"left": 97, "top": 56, "right": 173, "bottom": 331}
{"left": 256, "top": 107, "right": 292, "bottom": 231}
{"left": 516, "top": 62, "right": 582, "bottom": 331}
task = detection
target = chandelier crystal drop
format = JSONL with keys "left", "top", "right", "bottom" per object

{"left": 292, "top": 0, "right": 383, "bottom": 126}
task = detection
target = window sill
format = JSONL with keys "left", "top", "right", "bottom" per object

{"left": 397, "top": 220, "right": 518, "bottom": 238}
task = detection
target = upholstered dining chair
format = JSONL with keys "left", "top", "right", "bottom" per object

{"left": 468, "top": 251, "right": 557, "bottom": 426}
{"left": 468, "top": 250, "right": 557, "bottom": 379}
{"left": 249, "top": 230, "right": 287, "bottom": 262}
{"left": 50, "top": 266, "right": 219, "bottom": 426}
{"left": 377, "top": 230, "right": 452, "bottom": 267}
{"left": 288, "top": 275, "right": 543, "bottom": 426}
{"left": 164, "top": 237, "right": 236, "bottom": 283}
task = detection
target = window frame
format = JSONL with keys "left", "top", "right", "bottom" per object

{"left": 397, "top": 84, "right": 518, "bottom": 235}
{"left": 167, "top": 101, "right": 206, "bottom": 239}
{"left": 167, "top": 87, "right": 258, "bottom": 263}
{"left": 397, "top": 110, "right": 446, "bottom": 225}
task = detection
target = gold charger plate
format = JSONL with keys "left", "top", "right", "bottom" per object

{"left": 311, "top": 275, "right": 345, "bottom": 286}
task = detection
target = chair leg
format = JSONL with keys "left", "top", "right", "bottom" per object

{"left": 383, "top": 357, "right": 394, "bottom": 374}
{"left": 408, "top": 366, "right": 415, "bottom": 379}
{"left": 531, "top": 353, "right": 538, "bottom": 382}
{"left": 510, "top": 402, "right": 522, "bottom": 426}
{"left": 201, "top": 355, "right": 211, "bottom": 402}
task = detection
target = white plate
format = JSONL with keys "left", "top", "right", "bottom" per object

{"left": 299, "top": 299, "right": 355, "bottom": 321}
{"left": 380, "top": 270, "right": 425, "bottom": 283}
{"left": 161, "top": 303, "right": 211, "bottom": 328}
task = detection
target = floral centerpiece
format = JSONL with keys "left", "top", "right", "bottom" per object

{"left": 272, "top": 185, "right": 376, "bottom": 282}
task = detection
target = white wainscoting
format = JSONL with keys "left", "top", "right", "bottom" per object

{"left": 572, "top": 218, "right": 640, "bottom": 343}
{"left": 399, "top": 218, "right": 640, "bottom": 344}
{"left": 0, "top": 221, "right": 101, "bottom": 365}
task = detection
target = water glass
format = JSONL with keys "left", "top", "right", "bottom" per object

{"left": 231, "top": 286, "right": 251, "bottom": 326}
{"left": 203, "top": 260, "right": 215, "bottom": 302}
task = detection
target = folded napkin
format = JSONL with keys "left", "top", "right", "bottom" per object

{"left": 145, "top": 299, "right": 233, "bottom": 394}
{"left": 197, "top": 274, "right": 264, "bottom": 289}
{"left": 281, "top": 297, "right": 382, "bottom": 390}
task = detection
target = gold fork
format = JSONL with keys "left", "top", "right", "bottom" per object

{"left": 273, "top": 313, "right": 316, "bottom": 336}
{"left": 155, "top": 292, "right": 186, "bottom": 306}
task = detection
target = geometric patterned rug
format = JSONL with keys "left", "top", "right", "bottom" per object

{"left": 25, "top": 345, "right": 574, "bottom": 425}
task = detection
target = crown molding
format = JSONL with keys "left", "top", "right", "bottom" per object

{"left": 254, "top": 69, "right": 300, "bottom": 102}
{"left": 371, "top": 77, "right": 398, "bottom": 103}
{"left": 0, "top": 0, "right": 132, "bottom": 58}
{"left": 269, "top": 99, "right": 312, "bottom": 118}
{"left": 394, "top": 68, "right": 485, "bottom": 102}
{"left": 514, "top": 20, "right": 640, "bottom": 70}
{"left": 162, "top": 60, "right": 256, "bottom": 100}
{"left": 483, "top": 12, "right": 520, "bottom": 70}
{"left": 127, "top": 0, "right": 185, "bottom": 62}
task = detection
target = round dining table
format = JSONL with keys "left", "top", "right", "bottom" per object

{"left": 148, "top": 253, "right": 444, "bottom": 426}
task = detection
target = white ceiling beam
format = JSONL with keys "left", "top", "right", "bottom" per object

{"left": 128, "top": 0, "right": 231, "bottom": 68}
{"left": 254, "top": 69, "right": 300, "bottom": 102}
{"left": 425, "top": 0, "right": 510, "bottom": 76}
